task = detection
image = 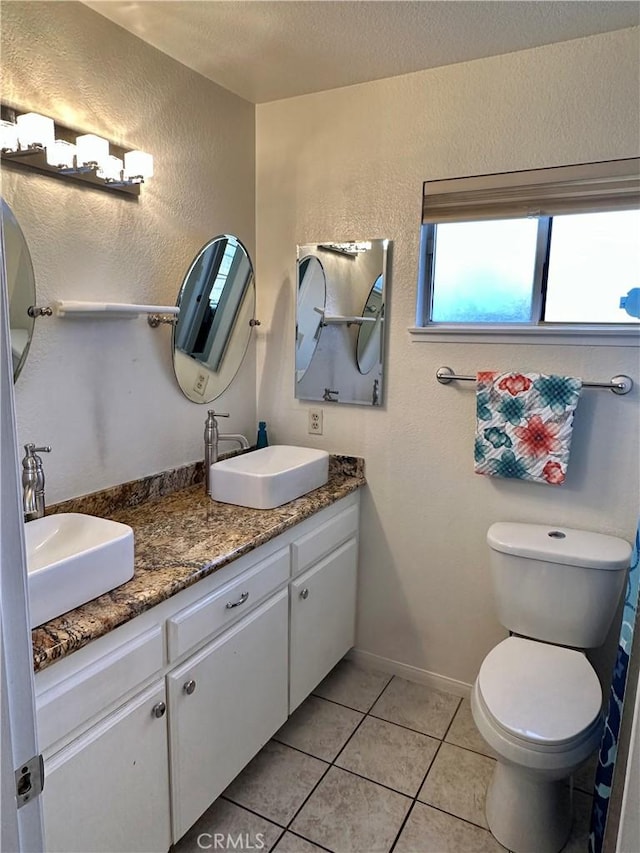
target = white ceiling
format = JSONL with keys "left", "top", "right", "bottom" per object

{"left": 83, "top": 1, "right": 640, "bottom": 104}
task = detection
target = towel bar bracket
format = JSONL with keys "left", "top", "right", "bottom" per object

{"left": 436, "top": 366, "right": 633, "bottom": 395}
{"left": 610, "top": 375, "right": 634, "bottom": 395}
{"left": 436, "top": 366, "right": 457, "bottom": 385}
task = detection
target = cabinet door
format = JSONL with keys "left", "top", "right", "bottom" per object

{"left": 42, "top": 681, "right": 171, "bottom": 853}
{"left": 290, "top": 537, "right": 358, "bottom": 713}
{"left": 168, "top": 590, "right": 288, "bottom": 843}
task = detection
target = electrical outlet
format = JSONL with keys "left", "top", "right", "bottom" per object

{"left": 193, "top": 371, "right": 209, "bottom": 396}
{"left": 308, "top": 408, "right": 323, "bottom": 435}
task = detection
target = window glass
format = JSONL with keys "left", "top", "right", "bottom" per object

{"left": 430, "top": 219, "right": 539, "bottom": 323}
{"left": 543, "top": 210, "right": 640, "bottom": 324}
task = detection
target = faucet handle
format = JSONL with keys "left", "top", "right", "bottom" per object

{"left": 207, "top": 410, "right": 229, "bottom": 419}
{"left": 23, "top": 443, "right": 51, "bottom": 459}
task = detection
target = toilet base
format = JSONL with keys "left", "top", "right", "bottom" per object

{"left": 486, "top": 760, "right": 572, "bottom": 853}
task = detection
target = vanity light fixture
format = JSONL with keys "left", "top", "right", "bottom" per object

{"left": 0, "top": 103, "right": 153, "bottom": 197}
{"left": 318, "top": 241, "right": 373, "bottom": 256}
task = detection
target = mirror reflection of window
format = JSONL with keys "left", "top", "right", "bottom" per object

{"left": 172, "top": 235, "right": 255, "bottom": 404}
{"left": 176, "top": 236, "right": 253, "bottom": 373}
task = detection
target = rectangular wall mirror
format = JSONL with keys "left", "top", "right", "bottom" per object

{"left": 295, "top": 239, "right": 389, "bottom": 407}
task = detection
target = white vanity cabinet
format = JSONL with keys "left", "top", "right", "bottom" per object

{"left": 41, "top": 680, "right": 171, "bottom": 853}
{"left": 167, "top": 590, "right": 289, "bottom": 840}
{"left": 36, "top": 625, "right": 171, "bottom": 853}
{"left": 34, "top": 491, "right": 360, "bottom": 852}
{"left": 289, "top": 503, "right": 359, "bottom": 712}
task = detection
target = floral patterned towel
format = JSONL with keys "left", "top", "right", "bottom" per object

{"left": 475, "top": 371, "right": 582, "bottom": 485}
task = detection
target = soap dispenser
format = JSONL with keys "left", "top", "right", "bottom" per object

{"left": 256, "top": 421, "right": 269, "bottom": 449}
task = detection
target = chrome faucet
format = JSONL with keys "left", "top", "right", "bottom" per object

{"left": 22, "top": 443, "right": 51, "bottom": 522}
{"left": 204, "top": 411, "right": 249, "bottom": 494}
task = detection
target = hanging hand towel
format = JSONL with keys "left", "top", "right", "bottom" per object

{"left": 475, "top": 371, "right": 582, "bottom": 485}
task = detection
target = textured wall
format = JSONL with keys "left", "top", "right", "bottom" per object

{"left": 2, "top": 2, "right": 256, "bottom": 502}
{"left": 256, "top": 28, "right": 640, "bottom": 685}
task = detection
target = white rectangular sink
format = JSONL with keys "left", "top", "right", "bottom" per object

{"left": 210, "top": 445, "right": 329, "bottom": 509}
{"left": 25, "top": 513, "right": 134, "bottom": 628}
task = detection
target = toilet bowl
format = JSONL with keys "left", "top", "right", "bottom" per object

{"left": 473, "top": 522, "right": 631, "bottom": 853}
{"left": 471, "top": 637, "right": 603, "bottom": 853}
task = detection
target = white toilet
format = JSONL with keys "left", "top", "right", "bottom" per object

{"left": 471, "top": 522, "right": 631, "bottom": 853}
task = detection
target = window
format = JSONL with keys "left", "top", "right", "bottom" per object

{"left": 416, "top": 159, "right": 640, "bottom": 333}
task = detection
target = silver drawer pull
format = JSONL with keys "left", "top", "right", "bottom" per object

{"left": 151, "top": 702, "right": 166, "bottom": 718}
{"left": 300, "top": 588, "right": 309, "bottom": 600}
{"left": 183, "top": 679, "right": 196, "bottom": 695}
{"left": 226, "top": 591, "right": 249, "bottom": 609}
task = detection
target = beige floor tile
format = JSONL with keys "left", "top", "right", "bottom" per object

{"left": 312, "top": 659, "right": 392, "bottom": 712}
{"left": 290, "top": 766, "right": 411, "bottom": 853}
{"left": 370, "top": 677, "right": 460, "bottom": 738}
{"left": 273, "top": 832, "right": 327, "bottom": 853}
{"left": 572, "top": 749, "right": 598, "bottom": 795}
{"left": 418, "top": 742, "right": 495, "bottom": 829}
{"left": 394, "top": 802, "right": 507, "bottom": 853}
{"left": 274, "top": 695, "right": 364, "bottom": 761}
{"left": 445, "top": 698, "right": 496, "bottom": 758}
{"left": 335, "top": 715, "right": 439, "bottom": 796}
{"left": 173, "top": 797, "right": 283, "bottom": 853}
{"left": 562, "top": 789, "right": 594, "bottom": 853}
{"left": 223, "top": 741, "right": 328, "bottom": 825}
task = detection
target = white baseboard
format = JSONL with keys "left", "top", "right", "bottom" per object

{"left": 346, "top": 648, "right": 472, "bottom": 699}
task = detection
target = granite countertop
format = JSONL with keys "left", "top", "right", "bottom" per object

{"left": 31, "top": 455, "right": 365, "bottom": 673}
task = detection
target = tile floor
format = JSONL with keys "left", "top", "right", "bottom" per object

{"left": 173, "top": 659, "right": 597, "bottom": 853}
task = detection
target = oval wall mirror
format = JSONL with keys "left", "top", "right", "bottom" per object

{"left": 356, "top": 274, "right": 384, "bottom": 375}
{"left": 172, "top": 235, "right": 255, "bottom": 403}
{"left": 296, "top": 256, "right": 326, "bottom": 382}
{"left": 2, "top": 199, "right": 36, "bottom": 382}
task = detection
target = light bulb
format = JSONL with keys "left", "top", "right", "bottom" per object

{"left": 124, "top": 150, "right": 153, "bottom": 182}
{"left": 97, "top": 155, "right": 124, "bottom": 182}
{"left": 0, "top": 120, "right": 19, "bottom": 153}
{"left": 16, "top": 112, "right": 55, "bottom": 150}
{"left": 46, "top": 140, "right": 76, "bottom": 169}
{"left": 76, "top": 133, "right": 109, "bottom": 169}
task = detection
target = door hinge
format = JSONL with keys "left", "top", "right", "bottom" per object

{"left": 15, "top": 754, "right": 44, "bottom": 808}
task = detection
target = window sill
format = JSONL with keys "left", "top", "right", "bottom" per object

{"left": 408, "top": 324, "right": 640, "bottom": 347}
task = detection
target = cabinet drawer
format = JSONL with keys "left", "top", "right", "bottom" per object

{"left": 167, "top": 546, "right": 289, "bottom": 661}
{"left": 37, "top": 625, "right": 164, "bottom": 752}
{"left": 291, "top": 504, "right": 359, "bottom": 576}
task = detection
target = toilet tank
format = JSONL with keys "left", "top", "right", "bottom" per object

{"left": 487, "top": 522, "right": 631, "bottom": 648}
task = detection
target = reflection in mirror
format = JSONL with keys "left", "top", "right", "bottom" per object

{"left": 2, "top": 199, "right": 36, "bottom": 382}
{"left": 296, "top": 256, "right": 326, "bottom": 382}
{"left": 172, "top": 235, "right": 255, "bottom": 403}
{"left": 357, "top": 274, "right": 383, "bottom": 375}
{"left": 295, "top": 239, "right": 389, "bottom": 407}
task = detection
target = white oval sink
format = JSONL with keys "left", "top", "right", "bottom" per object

{"left": 25, "top": 513, "right": 134, "bottom": 628}
{"left": 210, "top": 445, "right": 329, "bottom": 509}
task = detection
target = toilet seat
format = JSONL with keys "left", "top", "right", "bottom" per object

{"left": 477, "top": 637, "right": 602, "bottom": 747}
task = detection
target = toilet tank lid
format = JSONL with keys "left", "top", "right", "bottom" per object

{"left": 487, "top": 522, "right": 632, "bottom": 570}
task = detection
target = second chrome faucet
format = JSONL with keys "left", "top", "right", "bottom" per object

{"left": 22, "top": 443, "right": 51, "bottom": 521}
{"left": 204, "top": 411, "right": 249, "bottom": 494}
